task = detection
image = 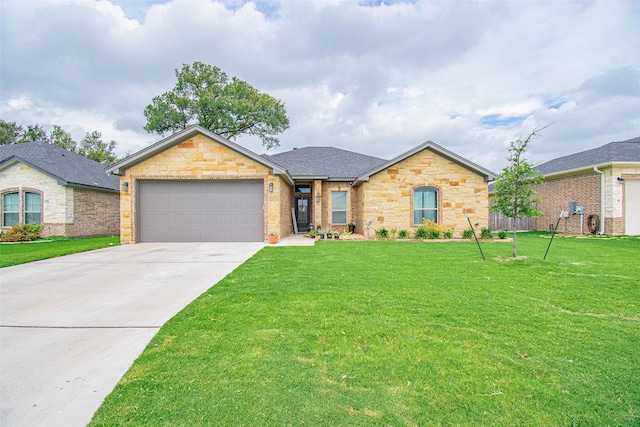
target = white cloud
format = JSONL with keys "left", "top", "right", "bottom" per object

{"left": 1, "top": 0, "right": 639, "bottom": 172}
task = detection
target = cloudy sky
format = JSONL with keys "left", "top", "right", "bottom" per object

{"left": 1, "top": 0, "right": 639, "bottom": 172}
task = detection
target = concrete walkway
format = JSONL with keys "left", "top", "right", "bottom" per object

{"left": 0, "top": 242, "right": 264, "bottom": 427}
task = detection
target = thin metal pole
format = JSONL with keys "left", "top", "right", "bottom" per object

{"left": 466, "top": 214, "right": 485, "bottom": 261}
{"left": 544, "top": 214, "right": 563, "bottom": 260}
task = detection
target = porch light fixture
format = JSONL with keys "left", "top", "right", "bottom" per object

{"left": 121, "top": 182, "right": 129, "bottom": 192}
{"left": 269, "top": 182, "right": 273, "bottom": 192}
{"left": 316, "top": 193, "right": 320, "bottom": 203}
{"left": 617, "top": 176, "right": 625, "bottom": 182}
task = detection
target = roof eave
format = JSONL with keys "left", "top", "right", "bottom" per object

{"left": 538, "top": 161, "right": 640, "bottom": 178}
{"left": 353, "top": 141, "right": 497, "bottom": 185}
{"left": 106, "top": 125, "right": 295, "bottom": 186}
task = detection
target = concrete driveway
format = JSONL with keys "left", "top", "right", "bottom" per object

{"left": 0, "top": 242, "right": 264, "bottom": 427}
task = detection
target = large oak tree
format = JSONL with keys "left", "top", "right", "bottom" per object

{"left": 143, "top": 62, "right": 289, "bottom": 149}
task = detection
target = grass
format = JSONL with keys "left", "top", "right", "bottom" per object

{"left": 0, "top": 235, "right": 120, "bottom": 268}
{"left": 90, "top": 233, "right": 639, "bottom": 426}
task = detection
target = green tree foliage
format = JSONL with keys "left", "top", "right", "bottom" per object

{"left": 0, "top": 120, "right": 118, "bottom": 166}
{"left": 17, "top": 124, "right": 48, "bottom": 144}
{"left": 491, "top": 129, "right": 544, "bottom": 257}
{"left": 0, "top": 120, "right": 23, "bottom": 145}
{"left": 50, "top": 125, "right": 77, "bottom": 151}
{"left": 144, "top": 62, "right": 290, "bottom": 149}
{"left": 78, "top": 131, "right": 118, "bottom": 166}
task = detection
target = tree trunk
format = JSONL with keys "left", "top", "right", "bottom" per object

{"left": 512, "top": 217, "right": 517, "bottom": 257}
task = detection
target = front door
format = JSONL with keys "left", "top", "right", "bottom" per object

{"left": 295, "top": 197, "right": 311, "bottom": 232}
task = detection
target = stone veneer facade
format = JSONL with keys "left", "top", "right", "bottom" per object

{"left": 358, "top": 148, "right": 489, "bottom": 237}
{"left": 0, "top": 162, "right": 119, "bottom": 237}
{"left": 117, "top": 134, "right": 292, "bottom": 244}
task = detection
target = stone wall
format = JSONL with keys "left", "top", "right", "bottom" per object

{"left": 359, "top": 148, "right": 489, "bottom": 238}
{"left": 118, "top": 134, "right": 282, "bottom": 243}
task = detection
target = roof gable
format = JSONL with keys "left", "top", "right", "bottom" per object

{"left": 353, "top": 141, "right": 497, "bottom": 185}
{"left": 265, "top": 147, "right": 386, "bottom": 180}
{"left": 107, "top": 125, "right": 294, "bottom": 185}
{"left": 0, "top": 142, "right": 119, "bottom": 192}
{"left": 535, "top": 137, "right": 640, "bottom": 175}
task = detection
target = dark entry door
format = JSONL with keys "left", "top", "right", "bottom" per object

{"left": 295, "top": 197, "right": 311, "bottom": 232}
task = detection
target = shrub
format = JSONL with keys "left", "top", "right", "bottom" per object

{"left": 498, "top": 230, "right": 508, "bottom": 239}
{"left": 443, "top": 229, "right": 453, "bottom": 239}
{"left": 1, "top": 224, "right": 44, "bottom": 242}
{"left": 375, "top": 227, "right": 389, "bottom": 238}
{"left": 398, "top": 230, "right": 410, "bottom": 239}
{"left": 462, "top": 229, "right": 474, "bottom": 239}
{"left": 480, "top": 227, "right": 493, "bottom": 239}
{"left": 416, "top": 219, "right": 442, "bottom": 239}
{"left": 389, "top": 228, "right": 398, "bottom": 239}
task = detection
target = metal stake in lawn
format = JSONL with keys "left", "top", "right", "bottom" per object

{"left": 465, "top": 211, "right": 485, "bottom": 261}
{"left": 543, "top": 212, "right": 563, "bottom": 260}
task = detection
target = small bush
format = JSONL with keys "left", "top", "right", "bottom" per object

{"left": 375, "top": 227, "right": 389, "bottom": 238}
{"left": 1, "top": 224, "right": 44, "bottom": 242}
{"left": 462, "top": 229, "right": 474, "bottom": 239}
{"left": 480, "top": 227, "right": 493, "bottom": 239}
{"left": 416, "top": 219, "right": 443, "bottom": 239}
{"left": 389, "top": 228, "right": 398, "bottom": 239}
{"left": 398, "top": 230, "right": 410, "bottom": 239}
{"left": 414, "top": 227, "right": 428, "bottom": 239}
{"left": 443, "top": 229, "right": 453, "bottom": 239}
{"left": 498, "top": 230, "right": 508, "bottom": 239}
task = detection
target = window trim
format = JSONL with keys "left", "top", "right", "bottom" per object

{"left": 2, "top": 191, "right": 19, "bottom": 227}
{"left": 1, "top": 188, "right": 44, "bottom": 227}
{"left": 331, "top": 191, "right": 348, "bottom": 225}
{"left": 412, "top": 186, "right": 439, "bottom": 225}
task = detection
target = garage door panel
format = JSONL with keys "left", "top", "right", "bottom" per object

{"left": 138, "top": 180, "right": 264, "bottom": 242}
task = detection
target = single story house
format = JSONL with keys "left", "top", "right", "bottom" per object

{"left": 107, "top": 125, "right": 496, "bottom": 243}
{"left": 533, "top": 136, "right": 640, "bottom": 235}
{"left": 0, "top": 141, "right": 120, "bottom": 237}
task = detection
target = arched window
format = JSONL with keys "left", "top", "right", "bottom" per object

{"left": 3, "top": 192, "right": 19, "bottom": 226}
{"left": 414, "top": 187, "right": 438, "bottom": 224}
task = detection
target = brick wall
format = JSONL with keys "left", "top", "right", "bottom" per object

{"left": 67, "top": 188, "right": 120, "bottom": 237}
{"left": 359, "top": 148, "right": 489, "bottom": 238}
{"left": 534, "top": 172, "right": 600, "bottom": 234}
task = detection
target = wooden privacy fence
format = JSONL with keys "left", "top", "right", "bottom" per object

{"left": 489, "top": 211, "right": 537, "bottom": 231}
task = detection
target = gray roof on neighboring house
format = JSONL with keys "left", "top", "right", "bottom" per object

{"left": 0, "top": 141, "right": 120, "bottom": 192}
{"left": 265, "top": 147, "right": 387, "bottom": 180}
{"left": 535, "top": 136, "right": 640, "bottom": 175}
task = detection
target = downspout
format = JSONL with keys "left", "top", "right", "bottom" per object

{"left": 593, "top": 166, "right": 605, "bottom": 235}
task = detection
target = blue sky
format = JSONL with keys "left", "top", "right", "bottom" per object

{"left": 1, "top": 0, "right": 639, "bottom": 171}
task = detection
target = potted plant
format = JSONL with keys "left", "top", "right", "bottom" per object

{"left": 268, "top": 233, "right": 278, "bottom": 244}
{"left": 326, "top": 228, "right": 334, "bottom": 239}
{"left": 348, "top": 221, "right": 356, "bottom": 233}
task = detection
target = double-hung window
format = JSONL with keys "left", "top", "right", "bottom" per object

{"left": 2, "top": 191, "right": 42, "bottom": 226}
{"left": 24, "top": 192, "right": 42, "bottom": 224}
{"left": 331, "top": 191, "right": 347, "bottom": 224}
{"left": 413, "top": 187, "right": 438, "bottom": 224}
{"left": 3, "top": 192, "right": 19, "bottom": 227}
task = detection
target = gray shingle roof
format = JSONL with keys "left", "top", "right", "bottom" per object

{"left": 265, "top": 147, "right": 387, "bottom": 180}
{"left": 0, "top": 141, "right": 120, "bottom": 192}
{"left": 535, "top": 137, "right": 640, "bottom": 175}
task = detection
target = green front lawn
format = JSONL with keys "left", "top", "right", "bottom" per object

{"left": 0, "top": 235, "right": 120, "bottom": 268}
{"left": 90, "top": 234, "right": 639, "bottom": 426}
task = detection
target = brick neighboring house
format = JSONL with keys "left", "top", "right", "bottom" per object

{"left": 107, "top": 125, "right": 496, "bottom": 243}
{"left": 533, "top": 136, "right": 640, "bottom": 235}
{"left": 0, "top": 142, "right": 120, "bottom": 237}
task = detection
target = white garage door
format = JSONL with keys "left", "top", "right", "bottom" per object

{"left": 138, "top": 180, "right": 264, "bottom": 242}
{"left": 625, "top": 179, "right": 640, "bottom": 235}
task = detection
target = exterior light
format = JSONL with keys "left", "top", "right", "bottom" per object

{"left": 121, "top": 182, "right": 129, "bottom": 192}
{"left": 316, "top": 193, "right": 320, "bottom": 203}
{"left": 268, "top": 182, "right": 273, "bottom": 192}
